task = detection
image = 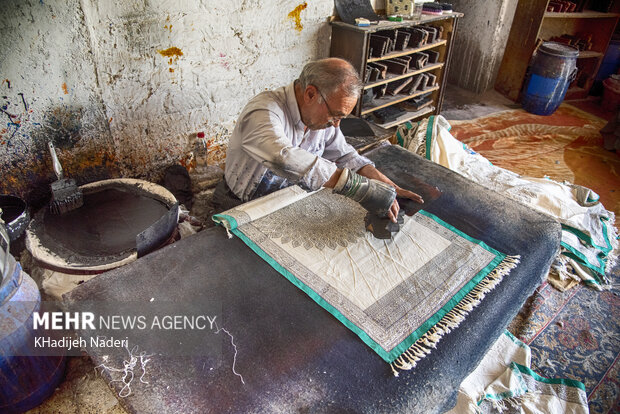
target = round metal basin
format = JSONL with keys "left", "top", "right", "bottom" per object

{"left": 26, "top": 179, "right": 178, "bottom": 273}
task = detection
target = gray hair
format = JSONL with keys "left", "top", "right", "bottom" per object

{"left": 297, "top": 58, "right": 363, "bottom": 100}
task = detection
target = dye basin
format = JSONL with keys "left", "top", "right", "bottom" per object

{"left": 26, "top": 179, "right": 178, "bottom": 273}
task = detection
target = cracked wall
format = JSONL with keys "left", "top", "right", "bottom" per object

{"left": 1, "top": 0, "right": 333, "bottom": 207}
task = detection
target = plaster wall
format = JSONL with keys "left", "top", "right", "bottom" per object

{"left": 447, "top": 0, "right": 518, "bottom": 94}
{"left": 0, "top": 0, "right": 115, "bottom": 205}
{"left": 1, "top": 0, "right": 332, "bottom": 206}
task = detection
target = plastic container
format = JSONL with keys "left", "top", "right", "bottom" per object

{"left": 412, "top": 1, "right": 424, "bottom": 20}
{"left": 602, "top": 75, "right": 620, "bottom": 111}
{"left": 522, "top": 42, "right": 579, "bottom": 116}
{"left": 0, "top": 224, "right": 66, "bottom": 413}
{"left": 596, "top": 40, "right": 620, "bottom": 81}
{"left": 386, "top": 0, "right": 409, "bottom": 17}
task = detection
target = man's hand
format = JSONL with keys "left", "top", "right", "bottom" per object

{"left": 357, "top": 165, "right": 424, "bottom": 222}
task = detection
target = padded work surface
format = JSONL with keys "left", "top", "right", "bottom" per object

{"left": 64, "top": 145, "right": 561, "bottom": 413}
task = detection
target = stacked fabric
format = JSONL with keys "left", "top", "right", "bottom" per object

{"left": 422, "top": 2, "right": 443, "bottom": 15}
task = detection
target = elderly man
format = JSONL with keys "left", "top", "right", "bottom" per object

{"left": 215, "top": 58, "right": 423, "bottom": 221}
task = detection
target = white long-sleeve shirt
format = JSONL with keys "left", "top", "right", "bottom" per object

{"left": 224, "top": 82, "right": 373, "bottom": 201}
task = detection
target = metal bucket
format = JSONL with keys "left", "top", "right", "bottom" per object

{"left": 522, "top": 42, "right": 579, "bottom": 116}
{"left": 0, "top": 224, "right": 66, "bottom": 413}
{"left": 0, "top": 195, "right": 29, "bottom": 256}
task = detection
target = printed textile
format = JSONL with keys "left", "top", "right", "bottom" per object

{"left": 448, "top": 331, "right": 588, "bottom": 414}
{"left": 213, "top": 186, "right": 519, "bottom": 373}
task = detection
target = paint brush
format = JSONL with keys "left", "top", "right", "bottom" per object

{"left": 48, "top": 141, "right": 83, "bottom": 214}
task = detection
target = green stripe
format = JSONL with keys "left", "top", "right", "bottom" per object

{"left": 425, "top": 115, "right": 435, "bottom": 160}
{"left": 560, "top": 242, "right": 605, "bottom": 282}
{"left": 503, "top": 330, "right": 529, "bottom": 350}
{"left": 396, "top": 130, "right": 404, "bottom": 147}
{"left": 513, "top": 362, "right": 586, "bottom": 391}
{"left": 212, "top": 213, "right": 239, "bottom": 230}
{"left": 561, "top": 219, "right": 613, "bottom": 254}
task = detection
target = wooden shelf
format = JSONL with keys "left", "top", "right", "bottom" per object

{"left": 330, "top": 13, "right": 463, "bottom": 33}
{"left": 361, "top": 85, "right": 439, "bottom": 115}
{"left": 330, "top": 14, "right": 460, "bottom": 128}
{"left": 373, "top": 106, "right": 435, "bottom": 129}
{"left": 364, "top": 63, "right": 444, "bottom": 89}
{"left": 367, "top": 40, "right": 447, "bottom": 63}
{"left": 544, "top": 11, "right": 620, "bottom": 18}
{"left": 577, "top": 50, "right": 604, "bottom": 59}
{"left": 496, "top": 0, "right": 620, "bottom": 102}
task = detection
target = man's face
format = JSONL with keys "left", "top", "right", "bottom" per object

{"left": 305, "top": 86, "right": 357, "bottom": 130}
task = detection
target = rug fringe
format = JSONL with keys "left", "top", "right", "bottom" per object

{"left": 390, "top": 255, "right": 521, "bottom": 376}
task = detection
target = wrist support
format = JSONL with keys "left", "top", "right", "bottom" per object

{"left": 333, "top": 168, "right": 396, "bottom": 218}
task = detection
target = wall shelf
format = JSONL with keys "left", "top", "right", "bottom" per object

{"left": 578, "top": 50, "right": 604, "bottom": 58}
{"left": 367, "top": 40, "right": 447, "bottom": 63}
{"left": 544, "top": 11, "right": 620, "bottom": 18}
{"left": 374, "top": 106, "right": 436, "bottom": 129}
{"left": 496, "top": 0, "right": 620, "bottom": 101}
{"left": 363, "top": 63, "right": 444, "bottom": 89}
{"left": 361, "top": 86, "right": 440, "bottom": 115}
{"left": 330, "top": 13, "right": 461, "bottom": 128}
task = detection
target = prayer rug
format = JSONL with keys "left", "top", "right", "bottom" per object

{"left": 508, "top": 262, "right": 620, "bottom": 414}
{"left": 213, "top": 186, "right": 519, "bottom": 374}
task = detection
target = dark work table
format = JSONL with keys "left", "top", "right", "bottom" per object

{"left": 64, "top": 144, "right": 561, "bottom": 413}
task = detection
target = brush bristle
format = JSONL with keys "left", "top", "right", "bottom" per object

{"left": 49, "top": 191, "right": 83, "bottom": 214}
{"left": 49, "top": 177, "right": 83, "bottom": 214}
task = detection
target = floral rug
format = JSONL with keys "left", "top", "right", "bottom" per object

{"left": 449, "top": 104, "right": 619, "bottom": 225}
{"left": 449, "top": 105, "right": 619, "bottom": 413}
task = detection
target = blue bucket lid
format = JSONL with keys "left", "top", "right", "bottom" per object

{"left": 539, "top": 42, "right": 579, "bottom": 58}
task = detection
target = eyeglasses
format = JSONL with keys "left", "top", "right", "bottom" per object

{"left": 315, "top": 86, "right": 345, "bottom": 122}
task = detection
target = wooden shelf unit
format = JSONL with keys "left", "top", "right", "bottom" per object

{"left": 495, "top": 0, "right": 620, "bottom": 101}
{"left": 330, "top": 13, "right": 461, "bottom": 128}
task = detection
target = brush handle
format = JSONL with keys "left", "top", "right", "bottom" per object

{"left": 48, "top": 141, "right": 64, "bottom": 180}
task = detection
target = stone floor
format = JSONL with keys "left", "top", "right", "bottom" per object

{"left": 440, "top": 83, "right": 518, "bottom": 121}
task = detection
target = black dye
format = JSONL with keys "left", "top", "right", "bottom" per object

{"left": 42, "top": 187, "right": 169, "bottom": 256}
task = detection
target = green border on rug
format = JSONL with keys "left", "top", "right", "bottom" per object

{"left": 213, "top": 209, "right": 507, "bottom": 364}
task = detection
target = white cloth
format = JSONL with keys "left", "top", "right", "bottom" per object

{"left": 400, "top": 115, "right": 618, "bottom": 286}
{"left": 224, "top": 82, "right": 373, "bottom": 201}
{"left": 447, "top": 331, "right": 589, "bottom": 414}
{"left": 446, "top": 331, "right": 531, "bottom": 414}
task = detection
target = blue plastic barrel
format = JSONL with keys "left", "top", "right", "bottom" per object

{"left": 522, "top": 42, "right": 579, "bottom": 115}
{"left": 1, "top": 233, "right": 66, "bottom": 413}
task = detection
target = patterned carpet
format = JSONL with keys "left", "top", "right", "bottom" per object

{"left": 449, "top": 104, "right": 620, "bottom": 414}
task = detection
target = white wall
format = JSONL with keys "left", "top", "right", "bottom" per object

{"left": 447, "top": 0, "right": 518, "bottom": 94}
{"left": 1, "top": 0, "right": 334, "bottom": 205}
{"left": 0, "top": 0, "right": 114, "bottom": 204}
